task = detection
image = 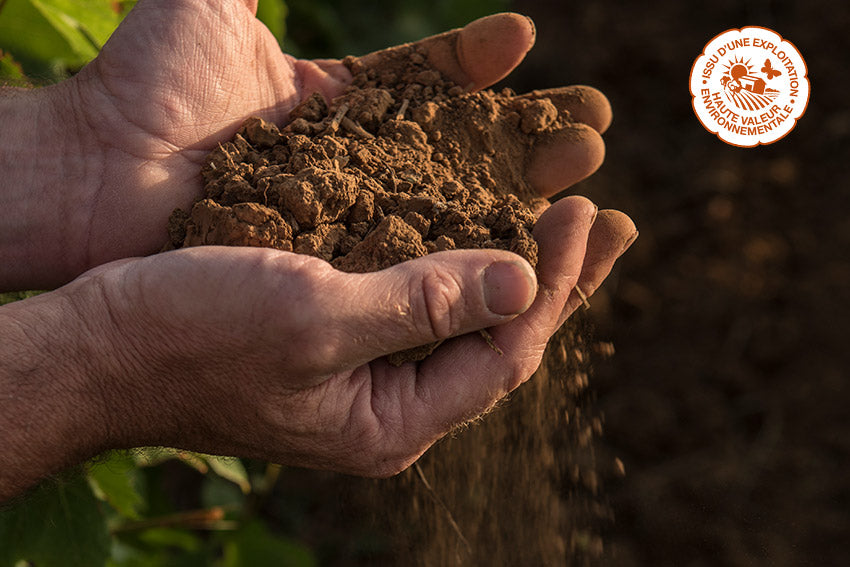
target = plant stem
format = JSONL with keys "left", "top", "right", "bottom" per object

{"left": 111, "top": 506, "right": 237, "bottom": 534}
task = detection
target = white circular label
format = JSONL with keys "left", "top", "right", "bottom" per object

{"left": 689, "top": 27, "right": 810, "bottom": 147}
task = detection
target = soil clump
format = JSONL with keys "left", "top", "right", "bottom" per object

{"left": 166, "top": 44, "right": 574, "bottom": 364}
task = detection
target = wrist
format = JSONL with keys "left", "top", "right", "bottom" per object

{"left": 0, "top": 290, "right": 114, "bottom": 501}
{"left": 0, "top": 83, "right": 101, "bottom": 290}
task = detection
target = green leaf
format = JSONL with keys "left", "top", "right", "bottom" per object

{"left": 202, "top": 455, "right": 251, "bottom": 495}
{"left": 0, "top": 50, "right": 27, "bottom": 85}
{"left": 87, "top": 452, "right": 145, "bottom": 520}
{"left": 133, "top": 449, "right": 250, "bottom": 493}
{"left": 40, "top": 0, "right": 123, "bottom": 48}
{"left": 137, "top": 528, "right": 201, "bottom": 552}
{"left": 27, "top": 0, "right": 100, "bottom": 62}
{"left": 0, "top": 474, "right": 110, "bottom": 567}
{"left": 256, "top": 0, "right": 287, "bottom": 45}
{"left": 0, "top": 290, "right": 43, "bottom": 305}
{"left": 133, "top": 447, "right": 209, "bottom": 474}
{"left": 222, "top": 521, "right": 315, "bottom": 567}
{"left": 113, "top": 1, "right": 138, "bottom": 18}
{"left": 0, "top": 0, "right": 122, "bottom": 79}
{"left": 201, "top": 473, "right": 245, "bottom": 510}
{"left": 0, "top": 0, "right": 83, "bottom": 78}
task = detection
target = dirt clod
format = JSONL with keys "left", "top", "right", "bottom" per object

{"left": 167, "top": 44, "right": 576, "bottom": 363}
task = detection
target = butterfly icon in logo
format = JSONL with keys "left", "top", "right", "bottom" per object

{"left": 761, "top": 59, "right": 781, "bottom": 80}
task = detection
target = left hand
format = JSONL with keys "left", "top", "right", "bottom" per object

{"left": 11, "top": 2, "right": 611, "bottom": 287}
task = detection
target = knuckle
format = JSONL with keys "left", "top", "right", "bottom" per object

{"left": 261, "top": 253, "right": 339, "bottom": 360}
{"left": 374, "top": 459, "right": 413, "bottom": 478}
{"left": 364, "top": 452, "right": 416, "bottom": 479}
{"left": 506, "top": 351, "right": 544, "bottom": 392}
{"left": 411, "top": 268, "right": 465, "bottom": 340}
{"left": 343, "top": 420, "right": 421, "bottom": 478}
{"left": 278, "top": 256, "right": 329, "bottom": 314}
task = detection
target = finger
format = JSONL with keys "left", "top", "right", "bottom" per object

{"left": 559, "top": 210, "right": 637, "bottom": 325}
{"left": 517, "top": 86, "right": 613, "bottom": 133}
{"left": 291, "top": 59, "right": 352, "bottom": 104}
{"left": 311, "top": 58, "right": 354, "bottom": 85}
{"left": 396, "top": 196, "right": 597, "bottom": 432}
{"left": 317, "top": 249, "right": 537, "bottom": 372}
{"left": 356, "top": 13, "right": 536, "bottom": 91}
{"left": 527, "top": 123, "right": 606, "bottom": 197}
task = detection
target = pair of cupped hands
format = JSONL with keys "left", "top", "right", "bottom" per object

{"left": 0, "top": 0, "right": 635, "bottom": 499}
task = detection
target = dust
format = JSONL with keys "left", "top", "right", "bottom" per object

{"left": 378, "top": 323, "right": 616, "bottom": 566}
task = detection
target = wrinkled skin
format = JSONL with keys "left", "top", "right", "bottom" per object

{"left": 0, "top": 1, "right": 636, "bottom": 500}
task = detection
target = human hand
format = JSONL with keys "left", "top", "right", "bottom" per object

{"left": 0, "top": 4, "right": 638, "bottom": 499}
{"left": 4, "top": 3, "right": 611, "bottom": 288}
{"left": 0, "top": 195, "right": 631, "bottom": 495}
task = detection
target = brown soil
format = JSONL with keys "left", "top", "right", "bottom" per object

{"left": 162, "top": 37, "right": 614, "bottom": 563}
{"left": 165, "top": 44, "right": 579, "bottom": 363}
{"left": 165, "top": 44, "right": 566, "bottom": 278}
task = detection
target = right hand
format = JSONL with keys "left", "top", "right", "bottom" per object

{"left": 32, "top": 196, "right": 632, "bottom": 481}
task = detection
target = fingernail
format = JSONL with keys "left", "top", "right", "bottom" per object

{"left": 482, "top": 260, "right": 537, "bottom": 316}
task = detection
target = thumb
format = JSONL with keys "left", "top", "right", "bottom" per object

{"left": 320, "top": 249, "right": 537, "bottom": 370}
{"left": 356, "top": 13, "right": 535, "bottom": 92}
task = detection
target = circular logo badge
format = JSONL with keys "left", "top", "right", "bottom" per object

{"left": 690, "top": 27, "right": 810, "bottom": 147}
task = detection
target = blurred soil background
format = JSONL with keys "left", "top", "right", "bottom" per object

{"left": 277, "top": 0, "right": 850, "bottom": 565}
{"left": 501, "top": 1, "right": 850, "bottom": 565}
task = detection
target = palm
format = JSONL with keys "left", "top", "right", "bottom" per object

{"left": 71, "top": 0, "right": 341, "bottom": 264}
{"left": 93, "top": 1, "right": 303, "bottom": 146}
{"left": 60, "top": 3, "right": 615, "bottom": 279}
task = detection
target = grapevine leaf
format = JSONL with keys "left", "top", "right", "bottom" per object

{"left": 201, "top": 455, "right": 251, "bottom": 494}
{"left": 27, "top": 0, "right": 100, "bottom": 63}
{"left": 133, "top": 448, "right": 209, "bottom": 474}
{"left": 87, "top": 452, "right": 145, "bottom": 520}
{"left": 0, "top": 0, "right": 121, "bottom": 79}
{"left": 0, "top": 0, "right": 84, "bottom": 78}
{"left": 133, "top": 449, "right": 250, "bottom": 493}
{"left": 256, "top": 0, "right": 287, "bottom": 45}
{"left": 36, "top": 0, "right": 123, "bottom": 48}
{"left": 0, "top": 290, "right": 43, "bottom": 305}
{"left": 137, "top": 527, "right": 202, "bottom": 552}
{"left": 0, "top": 50, "right": 27, "bottom": 85}
{"left": 0, "top": 474, "right": 110, "bottom": 567}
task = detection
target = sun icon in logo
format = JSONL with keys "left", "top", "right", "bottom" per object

{"left": 720, "top": 56, "right": 753, "bottom": 93}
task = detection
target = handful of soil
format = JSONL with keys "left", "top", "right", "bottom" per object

{"left": 166, "top": 43, "right": 576, "bottom": 362}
